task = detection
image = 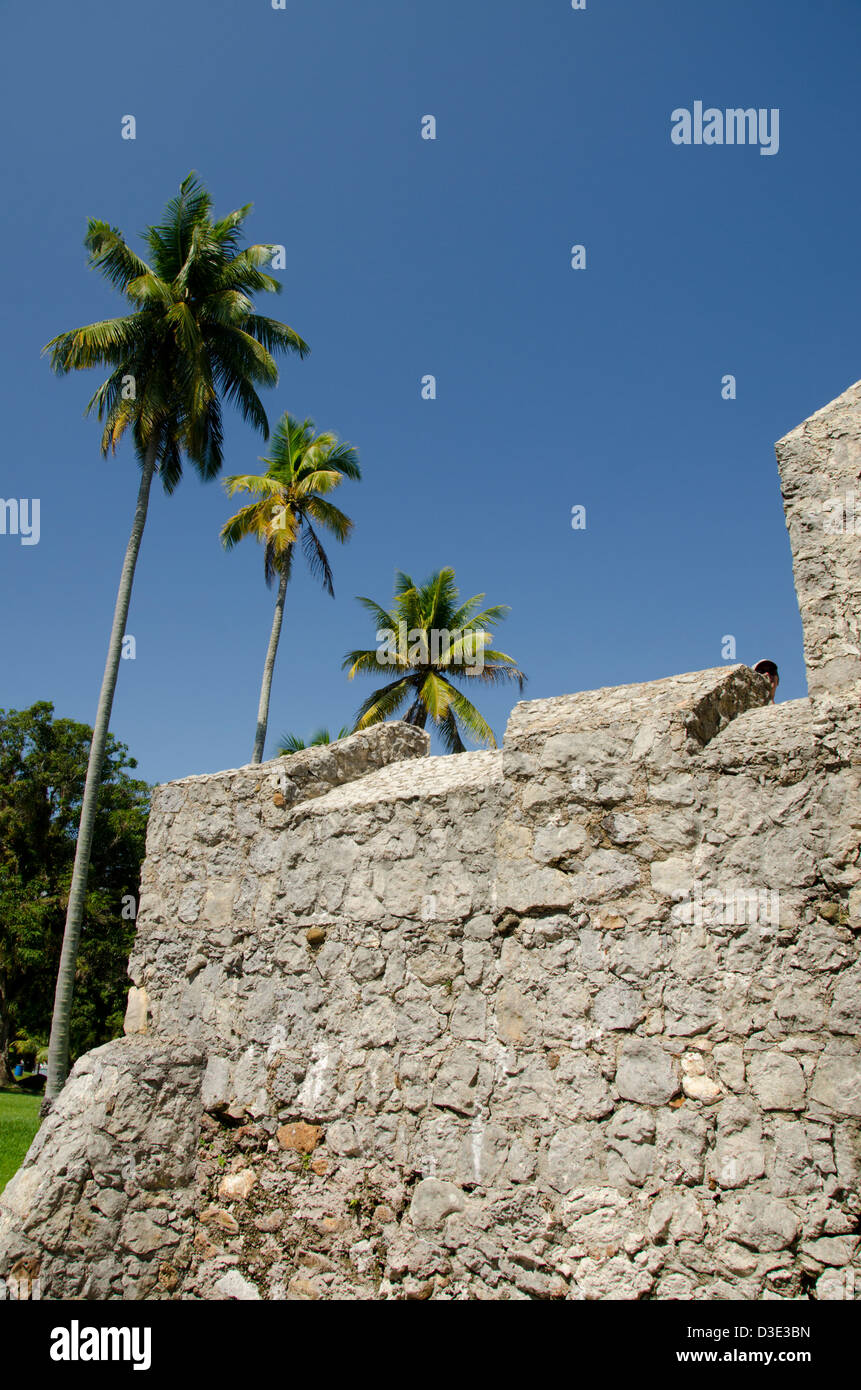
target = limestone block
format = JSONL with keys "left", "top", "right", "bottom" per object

{"left": 711, "top": 1099, "right": 766, "bottom": 1189}
{"left": 409, "top": 1179, "right": 466, "bottom": 1230}
{"left": 811, "top": 1043, "right": 861, "bottom": 1117}
{"left": 593, "top": 983, "right": 647, "bottom": 1032}
{"left": 748, "top": 1052, "right": 806, "bottom": 1111}
{"left": 615, "top": 1039, "right": 679, "bottom": 1106}
{"left": 723, "top": 1193, "right": 801, "bottom": 1252}
{"left": 123, "top": 987, "right": 149, "bottom": 1036}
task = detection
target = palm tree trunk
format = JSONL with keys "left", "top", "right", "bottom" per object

{"left": 43, "top": 439, "right": 159, "bottom": 1108}
{"left": 251, "top": 563, "right": 288, "bottom": 764}
{"left": 404, "top": 696, "right": 429, "bottom": 729}
{"left": 0, "top": 979, "right": 12, "bottom": 1087}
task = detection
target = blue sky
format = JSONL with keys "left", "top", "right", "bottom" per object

{"left": 1, "top": 0, "right": 859, "bottom": 785}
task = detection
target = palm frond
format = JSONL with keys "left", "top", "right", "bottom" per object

{"left": 393, "top": 570, "right": 417, "bottom": 597}
{"left": 456, "top": 649, "right": 526, "bottom": 689}
{"left": 83, "top": 222, "right": 152, "bottom": 291}
{"left": 244, "top": 314, "right": 309, "bottom": 359}
{"left": 415, "top": 671, "right": 454, "bottom": 722}
{"left": 210, "top": 203, "right": 253, "bottom": 251}
{"left": 306, "top": 496, "right": 354, "bottom": 542}
{"left": 222, "top": 473, "right": 286, "bottom": 500}
{"left": 215, "top": 245, "right": 283, "bottom": 297}
{"left": 353, "top": 678, "right": 411, "bottom": 730}
{"left": 445, "top": 684, "right": 498, "bottom": 748}
{"left": 436, "top": 707, "right": 467, "bottom": 754}
{"left": 43, "top": 317, "right": 142, "bottom": 374}
{"left": 342, "top": 647, "right": 408, "bottom": 679}
{"left": 278, "top": 732, "right": 307, "bottom": 754}
{"left": 354, "top": 596, "right": 399, "bottom": 634}
{"left": 301, "top": 519, "right": 335, "bottom": 597}
{"left": 47, "top": 174, "right": 308, "bottom": 491}
{"left": 220, "top": 502, "right": 269, "bottom": 550}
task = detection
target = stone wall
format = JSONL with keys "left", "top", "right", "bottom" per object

{"left": 1, "top": 381, "right": 859, "bottom": 1301}
{"left": 777, "top": 377, "right": 861, "bottom": 696}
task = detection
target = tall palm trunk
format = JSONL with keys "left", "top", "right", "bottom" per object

{"left": 43, "top": 439, "right": 159, "bottom": 1108}
{"left": 0, "top": 977, "right": 11, "bottom": 1086}
{"left": 404, "top": 694, "right": 429, "bottom": 729}
{"left": 251, "top": 562, "right": 288, "bottom": 764}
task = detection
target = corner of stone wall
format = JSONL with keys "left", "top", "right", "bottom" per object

{"left": 776, "top": 377, "right": 861, "bottom": 699}
{"left": 0, "top": 1038, "right": 205, "bottom": 1299}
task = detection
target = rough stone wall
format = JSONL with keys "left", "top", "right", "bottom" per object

{"left": 1, "top": 382, "right": 859, "bottom": 1302}
{"left": 0, "top": 1039, "right": 205, "bottom": 1300}
{"left": 126, "top": 721, "right": 432, "bottom": 1056}
{"left": 777, "top": 377, "right": 861, "bottom": 696}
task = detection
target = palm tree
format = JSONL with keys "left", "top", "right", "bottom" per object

{"left": 41, "top": 173, "right": 308, "bottom": 1104}
{"left": 278, "top": 727, "right": 351, "bottom": 755}
{"left": 343, "top": 568, "right": 526, "bottom": 752}
{"left": 221, "top": 414, "right": 361, "bottom": 763}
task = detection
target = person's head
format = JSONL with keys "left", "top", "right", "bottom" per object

{"left": 753, "top": 659, "right": 779, "bottom": 703}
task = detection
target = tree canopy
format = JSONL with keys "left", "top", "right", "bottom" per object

{"left": 44, "top": 172, "right": 309, "bottom": 486}
{"left": 344, "top": 567, "right": 526, "bottom": 752}
{"left": 0, "top": 703, "right": 149, "bottom": 1082}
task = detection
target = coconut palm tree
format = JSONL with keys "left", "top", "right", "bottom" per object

{"left": 41, "top": 173, "right": 308, "bottom": 1104}
{"left": 278, "top": 727, "right": 351, "bottom": 755}
{"left": 343, "top": 568, "right": 526, "bottom": 752}
{"left": 221, "top": 414, "right": 361, "bottom": 763}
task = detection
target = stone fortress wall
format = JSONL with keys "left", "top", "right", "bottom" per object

{"left": 1, "top": 381, "right": 859, "bottom": 1301}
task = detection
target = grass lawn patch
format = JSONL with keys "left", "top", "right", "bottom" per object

{"left": 0, "top": 1086, "right": 42, "bottom": 1193}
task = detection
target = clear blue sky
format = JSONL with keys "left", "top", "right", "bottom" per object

{"left": 2, "top": 0, "right": 859, "bottom": 785}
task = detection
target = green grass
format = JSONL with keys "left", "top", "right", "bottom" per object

{"left": 0, "top": 1088, "right": 42, "bottom": 1194}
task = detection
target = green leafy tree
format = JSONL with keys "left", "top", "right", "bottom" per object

{"left": 221, "top": 413, "right": 361, "bottom": 764}
{"left": 0, "top": 704, "right": 148, "bottom": 1086}
{"left": 41, "top": 174, "right": 308, "bottom": 1103}
{"left": 278, "top": 727, "right": 351, "bottom": 755}
{"left": 343, "top": 568, "right": 526, "bottom": 752}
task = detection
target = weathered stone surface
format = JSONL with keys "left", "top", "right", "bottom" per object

{"left": 711, "top": 1099, "right": 766, "bottom": 1189}
{"left": 810, "top": 1044, "right": 861, "bottom": 1117}
{"left": 218, "top": 1170, "right": 256, "bottom": 1201}
{"left": 277, "top": 1123, "right": 321, "bottom": 1153}
{"left": 682, "top": 1073, "right": 722, "bottom": 1104}
{"left": 724, "top": 1194, "right": 801, "bottom": 1252}
{"left": 616, "top": 1040, "right": 679, "bottom": 1106}
{"left": 593, "top": 983, "right": 646, "bottom": 1032}
{"left": 123, "top": 986, "right": 149, "bottom": 1035}
{"left": 546, "top": 1124, "right": 605, "bottom": 1192}
{"left": 713, "top": 1043, "right": 745, "bottom": 1092}
{"left": 776, "top": 378, "right": 861, "bottom": 695}
{"left": 214, "top": 1270, "right": 261, "bottom": 1301}
{"left": 829, "top": 966, "right": 861, "bottom": 1034}
{"left": 0, "top": 1039, "right": 204, "bottom": 1299}
{"left": 409, "top": 1180, "right": 466, "bottom": 1230}
{"left": 747, "top": 1052, "right": 806, "bottom": 1112}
